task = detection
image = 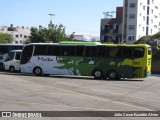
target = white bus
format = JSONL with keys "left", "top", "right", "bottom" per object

{"left": 0, "top": 44, "right": 24, "bottom": 70}
{"left": 4, "top": 50, "right": 22, "bottom": 72}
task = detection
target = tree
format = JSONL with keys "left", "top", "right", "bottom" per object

{"left": 28, "top": 22, "right": 74, "bottom": 43}
{"left": 0, "top": 33, "right": 13, "bottom": 43}
{"left": 135, "top": 32, "right": 160, "bottom": 56}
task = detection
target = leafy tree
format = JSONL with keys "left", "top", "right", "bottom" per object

{"left": 135, "top": 32, "right": 160, "bottom": 56}
{"left": 28, "top": 22, "right": 74, "bottom": 43}
{"left": 134, "top": 35, "right": 152, "bottom": 44}
{"left": 0, "top": 33, "right": 13, "bottom": 43}
{"left": 151, "top": 32, "right": 160, "bottom": 39}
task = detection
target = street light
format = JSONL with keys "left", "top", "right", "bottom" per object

{"left": 48, "top": 14, "right": 55, "bottom": 23}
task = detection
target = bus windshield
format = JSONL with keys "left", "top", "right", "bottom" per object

{"left": 20, "top": 45, "right": 33, "bottom": 64}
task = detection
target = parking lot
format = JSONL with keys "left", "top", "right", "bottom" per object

{"left": 0, "top": 71, "right": 160, "bottom": 119}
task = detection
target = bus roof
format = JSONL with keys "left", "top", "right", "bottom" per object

{"left": 24, "top": 42, "right": 150, "bottom": 48}
{"left": 59, "top": 41, "right": 102, "bottom": 45}
{"left": 26, "top": 43, "right": 59, "bottom": 45}
{"left": 0, "top": 44, "right": 24, "bottom": 46}
{"left": 102, "top": 43, "right": 150, "bottom": 48}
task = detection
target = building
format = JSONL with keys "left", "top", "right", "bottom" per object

{"left": 0, "top": 25, "right": 30, "bottom": 44}
{"left": 100, "top": 7, "right": 123, "bottom": 43}
{"left": 122, "top": 0, "right": 160, "bottom": 44}
{"left": 72, "top": 35, "right": 100, "bottom": 41}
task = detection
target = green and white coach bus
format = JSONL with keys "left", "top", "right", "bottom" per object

{"left": 20, "top": 42, "right": 152, "bottom": 79}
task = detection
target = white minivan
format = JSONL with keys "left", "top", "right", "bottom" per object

{"left": 4, "top": 50, "right": 22, "bottom": 72}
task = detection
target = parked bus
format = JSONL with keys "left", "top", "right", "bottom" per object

{"left": 20, "top": 42, "right": 152, "bottom": 79}
{"left": 0, "top": 44, "right": 24, "bottom": 70}
{"left": 4, "top": 50, "right": 22, "bottom": 72}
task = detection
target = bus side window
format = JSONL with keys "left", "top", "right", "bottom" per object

{"left": 55, "top": 46, "right": 61, "bottom": 56}
{"left": 133, "top": 48, "right": 144, "bottom": 58}
{"left": 8, "top": 46, "right": 14, "bottom": 52}
{"left": 48, "top": 46, "right": 61, "bottom": 56}
{"left": 48, "top": 46, "right": 55, "bottom": 55}
{"left": 84, "top": 47, "right": 91, "bottom": 57}
{"left": 34, "top": 45, "right": 48, "bottom": 56}
{"left": 116, "top": 47, "right": 123, "bottom": 58}
{"left": 15, "top": 52, "right": 21, "bottom": 60}
{"left": 90, "top": 46, "right": 98, "bottom": 57}
{"left": 123, "top": 47, "right": 133, "bottom": 59}
{"left": 61, "top": 46, "right": 75, "bottom": 56}
{"left": 76, "top": 46, "right": 85, "bottom": 56}
{"left": 0, "top": 46, "right": 7, "bottom": 53}
{"left": 5, "top": 52, "right": 15, "bottom": 61}
{"left": 108, "top": 47, "right": 119, "bottom": 57}
{"left": 67, "top": 46, "right": 75, "bottom": 56}
{"left": 97, "top": 46, "right": 106, "bottom": 57}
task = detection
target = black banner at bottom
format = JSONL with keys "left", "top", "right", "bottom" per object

{"left": 0, "top": 111, "right": 160, "bottom": 117}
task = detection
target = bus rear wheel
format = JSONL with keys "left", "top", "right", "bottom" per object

{"left": 9, "top": 66, "right": 15, "bottom": 73}
{"left": 93, "top": 70, "right": 103, "bottom": 79}
{"left": 33, "top": 67, "right": 42, "bottom": 76}
{"left": 107, "top": 70, "right": 118, "bottom": 80}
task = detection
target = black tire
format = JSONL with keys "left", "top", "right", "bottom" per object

{"left": 33, "top": 67, "right": 42, "bottom": 76}
{"left": 0, "top": 64, "right": 4, "bottom": 71}
{"left": 9, "top": 66, "right": 15, "bottom": 73}
{"left": 107, "top": 70, "right": 118, "bottom": 80}
{"left": 93, "top": 70, "right": 103, "bottom": 79}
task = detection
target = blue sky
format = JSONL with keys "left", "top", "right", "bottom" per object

{"left": 0, "top": 0, "right": 123, "bottom": 36}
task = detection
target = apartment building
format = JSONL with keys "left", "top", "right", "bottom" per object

{"left": 122, "top": 0, "right": 160, "bottom": 44}
{"left": 0, "top": 25, "right": 30, "bottom": 44}
{"left": 100, "top": 7, "right": 123, "bottom": 43}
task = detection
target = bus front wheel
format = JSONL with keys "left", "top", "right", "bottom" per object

{"left": 9, "top": 66, "right": 15, "bottom": 73}
{"left": 33, "top": 67, "right": 42, "bottom": 76}
{"left": 107, "top": 70, "right": 118, "bottom": 80}
{"left": 93, "top": 70, "right": 103, "bottom": 79}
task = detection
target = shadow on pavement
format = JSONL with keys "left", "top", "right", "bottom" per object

{"left": 0, "top": 71, "right": 144, "bottom": 82}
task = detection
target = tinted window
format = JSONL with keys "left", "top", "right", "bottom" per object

{"left": 123, "top": 47, "right": 133, "bottom": 58}
{"left": 84, "top": 47, "right": 91, "bottom": 56}
{"left": 61, "top": 46, "right": 75, "bottom": 56}
{"left": 5, "top": 52, "right": 15, "bottom": 61}
{"left": 14, "top": 46, "right": 23, "bottom": 50}
{"left": 15, "top": 52, "right": 21, "bottom": 60}
{"left": 116, "top": 47, "right": 123, "bottom": 58}
{"left": 76, "top": 46, "right": 85, "bottom": 56}
{"left": 48, "top": 46, "right": 61, "bottom": 56}
{"left": 76, "top": 46, "right": 108, "bottom": 57}
{"left": 108, "top": 47, "right": 119, "bottom": 57}
{"left": 8, "top": 46, "right": 15, "bottom": 52}
{"left": 133, "top": 48, "right": 144, "bottom": 58}
{"left": 21, "top": 45, "right": 33, "bottom": 64}
{"left": 34, "top": 45, "right": 48, "bottom": 56}
{"left": 0, "top": 46, "right": 7, "bottom": 53}
{"left": 97, "top": 46, "right": 108, "bottom": 57}
{"left": 90, "top": 46, "right": 98, "bottom": 57}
